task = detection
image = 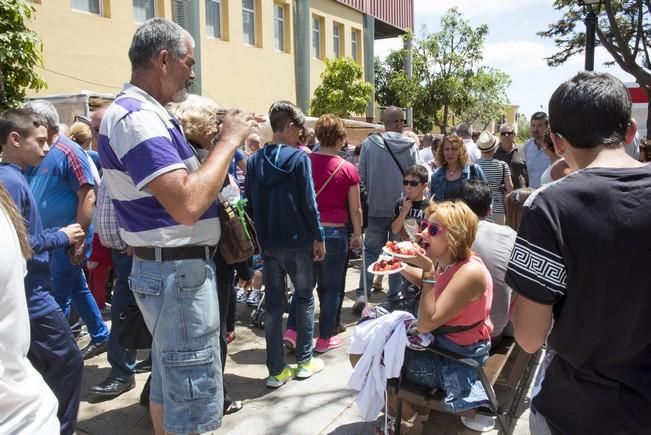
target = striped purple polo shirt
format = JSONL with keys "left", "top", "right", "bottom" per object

{"left": 98, "top": 84, "right": 220, "bottom": 247}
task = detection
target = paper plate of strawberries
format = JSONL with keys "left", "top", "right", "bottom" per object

{"left": 382, "top": 241, "right": 420, "bottom": 259}
{"left": 368, "top": 256, "right": 406, "bottom": 275}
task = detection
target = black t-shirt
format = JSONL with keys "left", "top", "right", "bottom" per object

{"left": 505, "top": 165, "right": 651, "bottom": 435}
{"left": 495, "top": 146, "right": 528, "bottom": 189}
{"left": 393, "top": 197, "right": 431, "bottom": 225}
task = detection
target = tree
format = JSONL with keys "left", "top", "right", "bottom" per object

{"left": 0, "top": 0, "right": 46, "bottom": 110}
{"left": 539, "top": 0, "right": 651, "bottom": 138}
{"left": 375, "top": 8, "right": 511, "bottom": 133}
{"left": 310, "top": 57, "right": 373, "bottom": 119}
{"left": 516, "top": 114, "right": 532, "bottom": 143}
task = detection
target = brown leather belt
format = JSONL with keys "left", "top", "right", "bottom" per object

{"left": 133, "top": 246, "right": 212, "bottom": 262}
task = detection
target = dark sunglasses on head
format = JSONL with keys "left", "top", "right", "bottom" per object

{"left": 402, "top": 179, "right": 422, "bottom": 187}
{"left": 420, "top": 221, "right": 444, "bottom": 237}
{"left": 500, "top": 132, "right": 515, "bottom": 137}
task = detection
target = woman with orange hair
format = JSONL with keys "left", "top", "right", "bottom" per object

{"left": 393, "top": 201, "right": 494, "bottom": 431}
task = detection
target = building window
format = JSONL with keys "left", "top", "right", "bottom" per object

{"left": 71, "top": 0, "right": 101, "bottom": 14}
{"left": 273, "top": 3, "right": 285, "bottom": 51}
{"left": 333, "top": 22, "right": 343, "bottom": 57}
{"left": 133, "top": 0, "right": 155, "bottom": 23}
{"left": 351, "top": 28, "right": 360, "bottom": 62}
{"left": 312, "top": 16, "right": 322, "bottom": 59}
{"left": 206, "top": 0, "right": 222, "bottom": 38}
{"left": 242, "top": 0, "right": 256, "bottom": 45}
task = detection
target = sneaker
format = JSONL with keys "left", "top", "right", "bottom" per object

{"left": 265, "top": 365, "right": 296, "bottom": 388}
{"left": 314, "top": 336, "right": 344, "bottom": 353}
{"left": 236, "top": 287, "right": 248, "bottom": 304}
{"left": 296, "top": 357, "right": 325, "bottom": 379}
{"left": 246, "top": 289, "right": 261, "bottom": 306}
{"left": 283, "top": 329, "right": 297, "bottom": 351}
{"left": 352, "top": 296, "right": 366, "bottom": 315}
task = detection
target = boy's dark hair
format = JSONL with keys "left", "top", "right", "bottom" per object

{"left": 549, "top": 72, "right": 631, "bottom": 149}
{"left": 268, "top": 100, "right": 305, "bottom": 133}
{"left": 431, "top": 136, "right": 442, "bottom": 152}
{"left": 531, "top": 111, "right": 549, "bottom": 123}
{"left": 0, "top": 108, "right": 47, "bottom": 145}
{"left": 460, "top": 180, "right": 493, "bottom": 218}
{"left": 404, "top": 165, "right": 429, "bottom": 183}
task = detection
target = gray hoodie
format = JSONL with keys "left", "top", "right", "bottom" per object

{"left": 358, "top": 132, "right": 419, "bottom": 218}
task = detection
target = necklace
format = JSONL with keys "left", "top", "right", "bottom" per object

{"left": 447, "top": 166, "right": 460, "bottom": 176}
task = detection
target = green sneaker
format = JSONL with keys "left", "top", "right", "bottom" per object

{"left": 265, "top": 365, "right": 296, "bottom": 388}
{"left": 296, "top": 357, "right": 325, "bottom": 379}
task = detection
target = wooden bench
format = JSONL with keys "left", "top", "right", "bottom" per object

{"left": 388, "top": 337, "right": 537, "bottom": 434}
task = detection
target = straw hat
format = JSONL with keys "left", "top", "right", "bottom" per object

{"left": 476, "top": 130, "right": 498, "bottom": 152}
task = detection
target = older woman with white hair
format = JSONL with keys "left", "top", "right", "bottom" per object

{"left": 168, "top": 94, "right": 252, "bottom": 415}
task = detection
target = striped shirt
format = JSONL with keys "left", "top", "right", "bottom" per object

{"left": 476, "top": 158, "right": 511, "bottom": 214}
{"left": 98, "top": 84, "right": 220, "bottom": 247}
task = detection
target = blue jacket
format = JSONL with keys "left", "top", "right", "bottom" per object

{"left": 0, "top": 163, "right": 69, "bottom": 319}
{"left": 245, "top": 144, "right": 324, "bottom": 249}
{"left": 430, "top": 164, "right": 487, "bottom": 201}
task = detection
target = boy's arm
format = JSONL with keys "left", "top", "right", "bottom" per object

{"left": 390, "top": 199, "right": 410, "bottom": 235}
{"left": 29, "top": 227, "right": 70, "bottom": 255}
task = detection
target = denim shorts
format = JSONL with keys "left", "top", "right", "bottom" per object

{"left": 129, "top": 256, "right": 223, "bottom": 434}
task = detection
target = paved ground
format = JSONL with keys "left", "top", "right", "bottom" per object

{"left": 75, "top": 262, "right": 539, "bottom": 435}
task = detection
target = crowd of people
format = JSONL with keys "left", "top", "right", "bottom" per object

{"left": 0, "top": 16, "right": 650, "bottom": 435}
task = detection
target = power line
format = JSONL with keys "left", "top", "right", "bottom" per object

{"left": 36, "top": 65, "right": 123, "bottom": 90}
{"left": 37, "top": 65, "right": 222, "bottom": 103}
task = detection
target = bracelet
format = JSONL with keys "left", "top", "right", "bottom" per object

{"left": 422, "top": 279, "right": 436, "bottom": 285}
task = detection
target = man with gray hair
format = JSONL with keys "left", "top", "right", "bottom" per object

{"left": 353, "top": 106, "right": 419, "bottom": 313}
{"left": 24, "top": 99, "right": 111, "bottom": 361}
{"left": 456, "top": 122, "right": 481, "bottom": 162}
{"left": 99, "top": 18, "right": 255, "bottom": 434}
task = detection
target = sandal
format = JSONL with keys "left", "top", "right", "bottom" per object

{"left": 224, "top": 400, "right": 243, "bottom": 415}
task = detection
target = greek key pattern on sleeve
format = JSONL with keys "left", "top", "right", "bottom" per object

{"left": 509, "top": 236, "right": 567, "bottom": 295}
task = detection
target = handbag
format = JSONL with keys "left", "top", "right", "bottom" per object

{"left": 118, "top": 304, "right": 152, "bottom": 350}
{"left": 217, "top": 193, "right": 260, "bottom": 265}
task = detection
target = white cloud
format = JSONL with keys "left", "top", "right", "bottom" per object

{"left": 483, "top": 41, "right": 554, "bottom": 73}
{"left": 415, "top": 0, "right": 551, "bottom": 19}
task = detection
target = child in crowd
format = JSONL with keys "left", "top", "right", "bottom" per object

{"left": 385, "top": 165, "right": 432, "bottom": 303}
{"left": 391, "top": 165, "right": 432, "bottom": 240}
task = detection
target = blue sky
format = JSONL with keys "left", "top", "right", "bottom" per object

{"left": 375, "top": 0, "right": 635, "bottom": 119}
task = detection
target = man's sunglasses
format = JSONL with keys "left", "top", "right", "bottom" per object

{"left": 500, "top": 132, "right": 515, "bottom": 137}
{"left": 420, "top": 221, "right": 445, "bottom": 237}
{"left": 402, "top": 179, "right": 422, "bottom": 187}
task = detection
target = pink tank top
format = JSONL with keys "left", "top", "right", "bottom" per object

{"left": 433, "top": 255, "right": 494, "bottom": 346}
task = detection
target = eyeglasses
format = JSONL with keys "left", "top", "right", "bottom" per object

{"left": 500, "top": 132, "right": 515, "bottom": 137}
{"left": 419, "top": 221, "right": 445, "bottom": 237}
{"left": 402, "top": 179, "right": 422, "bottom": 187}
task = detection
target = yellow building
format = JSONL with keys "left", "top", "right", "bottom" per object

{"left": 26, "top": 0, "right": 412, "bottom": 118}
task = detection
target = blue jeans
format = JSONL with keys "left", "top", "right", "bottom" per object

{"left": 129, "top": 255, "right": 223, "bottom": 434}
{"left": 357, "top": 216, "right": 402, "bottom": 301}
{"left": 28, "top": 308, "right": 83, "bottom": 435}
{"left": 403, "top": 336, "right": 491, "bottom": 412}
{"left": 262, "top": 247, "right": 315, "bottom": 374}
{"left": 107, "top": 250, "right": 137, "bottom": 382}
{"left": 50, "top": 247, "right": 110, "bottom": 345}
{"left": 288, "top": 228, "right": 348, "bottom": 339}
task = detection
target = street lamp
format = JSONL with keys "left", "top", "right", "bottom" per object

{"left": 580, "top": 0, "right": 602, "bottom": 71}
